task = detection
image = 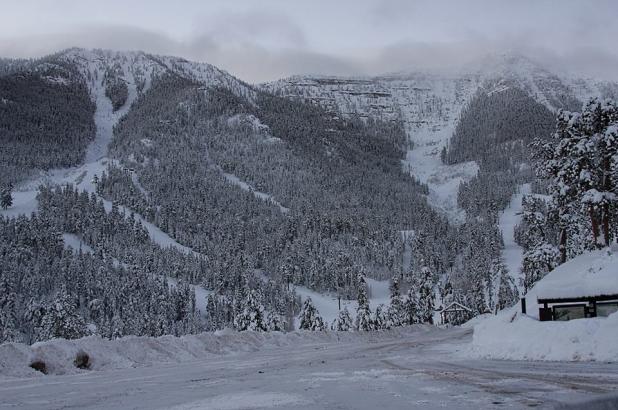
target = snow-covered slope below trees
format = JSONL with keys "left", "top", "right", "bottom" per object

{"left": 469, "top": 246, "right": 618, "bottom": 362}
{"left": 262, "top": 54, "right": 618, "bottom": 222}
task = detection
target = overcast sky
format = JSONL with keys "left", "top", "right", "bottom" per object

{"left": 0, "top": 0, "right": 616, "bottom": 83}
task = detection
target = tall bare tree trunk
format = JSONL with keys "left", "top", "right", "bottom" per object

{"left": 601, "top": 203, "right": 610, "bottom": 247}
{"left": 590, "top": 205, "right": 601, "bottom": 248}
{"left": 559, "top": 227, "right": 567, "bottom": 264}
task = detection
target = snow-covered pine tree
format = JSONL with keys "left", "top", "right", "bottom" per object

{"left": 536, "top": 99, "right": 618, "bottom": 258}
{"left": 331, "top": 307, "right": 353, "bottom": 331}
{"left": 298, "top": 297, "right": 325, "bottom": 331}
{"left": 417, "top": 267, "right": 435, "bottom": 324}
{"left": 403, "top": 288, "right": 419, "bottom": 325}
{"left": 522, "top": 244, "right": 559, "bottom": 292}
{"left": 266, "top": 311, "right": 285, "bottom": 331}
{"left": 0, "top": 277, "right": 20, "bottom": 343}
{"left": 235, "top": 289, "right": 267, "bottom": 331}
{"left": 492, "top": 260, "right": 518, "bottom": 311}
{"left": 39, "top": 287, "right": 89, "bottom": 341}
{"left": 373, "top": 304, "right": 389, "bottom": 330}
{"left": 354, "top": 275, "right": 373, "bottom": 331}
{"left": 0, "top": 183, "right": 12, "bottom": 210}
{"left": 387, "top": 278, "right": 405, "bottom": 327}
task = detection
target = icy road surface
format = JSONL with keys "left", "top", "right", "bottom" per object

{"left": 1, "top": 328, "right": 617, "bottom": 410}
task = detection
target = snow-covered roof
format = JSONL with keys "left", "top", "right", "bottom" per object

{"left": 440, "top": 302, "right": 472, "bottom": 312}
{"left": 527, "top": 245, "right": 618, "bottom": 302}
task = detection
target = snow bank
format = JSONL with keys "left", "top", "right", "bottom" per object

{"left": 469, "top": 310, "right": 618, "bottom": 362}
{"left": 469, "top": 247, "right": 618, "bottom": 362}
{"left": 0, "top": 327, "right": 427, "bottom": 379}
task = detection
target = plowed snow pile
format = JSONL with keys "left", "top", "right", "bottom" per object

{"left": 0, "top": 327, "right": 427, "bottom": 379}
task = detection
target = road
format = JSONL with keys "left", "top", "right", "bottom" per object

{"left": 1, "top": 327, "right": 617, "bottom": 410}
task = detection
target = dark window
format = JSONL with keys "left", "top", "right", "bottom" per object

{"left": 597, "top": 302, "right": 618, "bottom": 318}
{"left": 553, "top": 305, "right": 586, "bottom": 321}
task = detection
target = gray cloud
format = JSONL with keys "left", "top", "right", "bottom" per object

{"left": 0, "top": 1, "right": 617, "bottom": 83}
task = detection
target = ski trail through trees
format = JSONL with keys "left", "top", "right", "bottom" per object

{"left": 499, "top": 183, "right": 531, "bottom": 291}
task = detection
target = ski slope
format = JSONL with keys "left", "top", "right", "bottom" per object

{"left": 498, "top": 183, "right": 531, "bottom": 291}
{"left": 2, "top": 327, "right": 618, "bottom": 409}
{"left": 293, "top": 278, "right": 391, "bottom": 327}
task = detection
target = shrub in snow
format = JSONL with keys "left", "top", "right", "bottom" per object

{"left": 29, "top": 360, "right": 47, "bottom": 374}
{"left": 74, "top": 350, "right": 91, "bottom": 369}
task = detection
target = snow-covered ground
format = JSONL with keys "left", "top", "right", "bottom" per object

{"left": 470, "top": 246, "right": 618, "bottom": 362}
{"left": 2, "top": 326, "right": 617, "bottom": 409}
{"left": 498, "top": 183, "right": 531, "bottom": 291}
{"left": 62, "top": 233, "right": 94, "bottom": 254}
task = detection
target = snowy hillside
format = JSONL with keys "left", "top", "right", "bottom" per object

{"left": 264, "top": 72, "right": 481, "bottom": 222}
{"left": 57, "top": 48, "right": 255, "bottom": 101}
{"left": 263, "top": 54, "right": 618, "bottom": 222}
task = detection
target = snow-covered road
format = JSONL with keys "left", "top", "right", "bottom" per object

{"left": 1, "top": 327, "right": 617, "bottom": 410}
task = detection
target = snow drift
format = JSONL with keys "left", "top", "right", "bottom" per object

{"left": 0, "top": 327, "right": 428, "bottom": 379}
{"left": 469, "top": 246, "right": 618, "bottom": 362}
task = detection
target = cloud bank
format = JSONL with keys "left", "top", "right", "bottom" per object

{"left": 1, "top": 0, "right": 616, "bottom": 83}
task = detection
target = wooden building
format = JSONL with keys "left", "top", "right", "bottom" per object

{"left": 439, "top": 302, "right": 473, "bottom": 325}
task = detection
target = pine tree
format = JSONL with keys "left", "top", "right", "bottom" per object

{"left": 0, "top": 184, "right": 12, "bottom": 210}
{"left": 373, "top": 304, "right": 389, "bottom": 330}
{"left": 537, "top": 100, "right": 618, "bottom": 256}
{"left": 417, "top": 267, "right": 435, "bottom": 324}
{"left": 0, "top": 277, "right": 20, "bottom": 343}
{"left": 331, "top": 307, "right": 353, "bottom": 331}
{"left": 522, "top": 244, "right": 559, "bottom": 292}
{"left": 354, "top": 275, "right": 373, "bottom": 331}
{"left": 235, "top": 289, "right": 267, "bottom": 331}
{"left": 497, "top": 266, "right": 518, "bottom": 311}
{"left": 403, "top": 288, "right": 419, "bottom": 325}
{"left": 39, "top": 288, "right": 89, "bottom": 341}
{"left": 387, "top": 278, "right": 405, "bottom": 327}
{"left": 266, "top": 311, "right": 285, "bottom": 331}
{"left": 298, "top": 297, "right": 325, "bottom": 331}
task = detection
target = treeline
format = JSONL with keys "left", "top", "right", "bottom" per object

{"left": 518, "top": 98, "right": 618, "bottom": 291}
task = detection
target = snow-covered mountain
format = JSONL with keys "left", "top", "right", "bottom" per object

{"left": 45, "top": 48, "right": 255, "bottom": 101}
{"left": 262, "top": 54, "right": 618, "bottom": 221}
